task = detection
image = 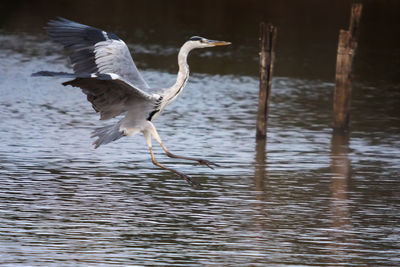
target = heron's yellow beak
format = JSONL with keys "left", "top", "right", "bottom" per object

{"left": 209, "top": 40, "right": 232, "bottom": 46}
{"left": 207, "top": 40, "right": 231, "bottom": 46}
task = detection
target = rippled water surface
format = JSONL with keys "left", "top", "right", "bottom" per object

{"left": 1, "top": 1, "right": 400, "bottom": 265}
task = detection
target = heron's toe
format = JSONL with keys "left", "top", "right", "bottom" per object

{"left": 197, "top": 159, "right": 220, "bottom": 169}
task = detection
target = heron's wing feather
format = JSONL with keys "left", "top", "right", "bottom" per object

{"left": 62, "top": 73, "right": 158, "bottom": 120}
{"left": 46, "top": 17, "right": 150, "bottom": 90}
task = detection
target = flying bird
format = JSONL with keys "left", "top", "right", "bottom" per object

{"left": 33, "top": 18, "right": 231, "bottom": 185}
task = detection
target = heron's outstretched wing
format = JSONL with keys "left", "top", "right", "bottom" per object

{"left": 62, "top": 73, "right": 159, "bottom": 120}
{"left": 46, "top": 17, "right": 150, "bottom": 90}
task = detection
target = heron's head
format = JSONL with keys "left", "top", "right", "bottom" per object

{"left": 186, "top": 36, "right": 231, "bottom": 49}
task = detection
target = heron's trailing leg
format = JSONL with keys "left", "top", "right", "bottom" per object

{"left": 144, "top": 131, "right": 199, "bottom": 186}
{"left": 160, "top": 143, "right": 219, "bottom": 169}
{"left": 148, "top": 123, "right": 219, "bottom": 169}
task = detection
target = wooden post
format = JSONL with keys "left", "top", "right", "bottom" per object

{"left": 333, "top": 3, "right": 362, "bottom": 131}
{"left": 256, "top": 22, "right": 277, "bottom": 140}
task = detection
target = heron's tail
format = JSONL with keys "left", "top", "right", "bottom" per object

{"left": 91, "top": 123, "right": 125, "bottom": 149}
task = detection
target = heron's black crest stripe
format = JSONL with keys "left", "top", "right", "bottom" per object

{"left": 189, "top": 36, "right": 202, "bottom": 41}
{"left": 147, "top": 109, "right": 160, "bottom": 121}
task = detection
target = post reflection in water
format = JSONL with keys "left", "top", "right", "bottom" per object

{"left": 254, "top": 139, "right": 268, "bottom": 215}
{"left": 329, "top": 130, "right": 358, "bottom": 263}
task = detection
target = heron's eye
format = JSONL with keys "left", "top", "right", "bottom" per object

{"left": 200, "top": 39, "right": 206, "bottom": 43}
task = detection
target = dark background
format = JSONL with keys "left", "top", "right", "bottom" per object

{"left": 1, "top": 0, "right": 399, "bottom": 82}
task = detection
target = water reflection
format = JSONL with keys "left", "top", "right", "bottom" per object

{"left": 329, "top": 130, "right": 357, "bottom": 265}
{"left": 254, "top": 138, "right": 267, "bottom": 193}
{"left": 254, "top": 138, "right": 269, "bottom": 221}
{"left": 330, "top": 130, "right": 351, "bottom": 227}
{"left": 1, "top": 2, "right": 400, "bottom": 262}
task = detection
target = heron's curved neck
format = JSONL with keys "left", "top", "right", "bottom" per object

{"left": 164, "top": 43, "right": 192, "bottom": 103}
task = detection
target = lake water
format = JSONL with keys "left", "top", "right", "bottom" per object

{"left": 1, "top": 1, "right": 400, "bottom": 266}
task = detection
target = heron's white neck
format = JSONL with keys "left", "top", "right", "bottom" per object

{"left": 164, "top": 42, "right": 193, "bottom": 104}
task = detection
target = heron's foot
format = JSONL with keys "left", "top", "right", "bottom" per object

{"left": 196, "top": 159, "right": 220, "bottom": 170}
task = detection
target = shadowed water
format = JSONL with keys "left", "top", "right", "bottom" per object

{"left": 1, "top": 1, "right": 400, "bottom": 265}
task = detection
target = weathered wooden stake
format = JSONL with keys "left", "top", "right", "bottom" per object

{"left": 333, "top": 3, "right": 362, "bottom": 131}
{"left": 256, "top": 22, "right": 277, "bottom": 140}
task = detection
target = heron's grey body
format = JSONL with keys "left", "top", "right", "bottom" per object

{"left": 33, "top": 18, "right": 230, "bottom": 185}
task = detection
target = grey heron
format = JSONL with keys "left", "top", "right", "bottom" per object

{"left": 33, "top": 18, "right": 231, "bottom": 185}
